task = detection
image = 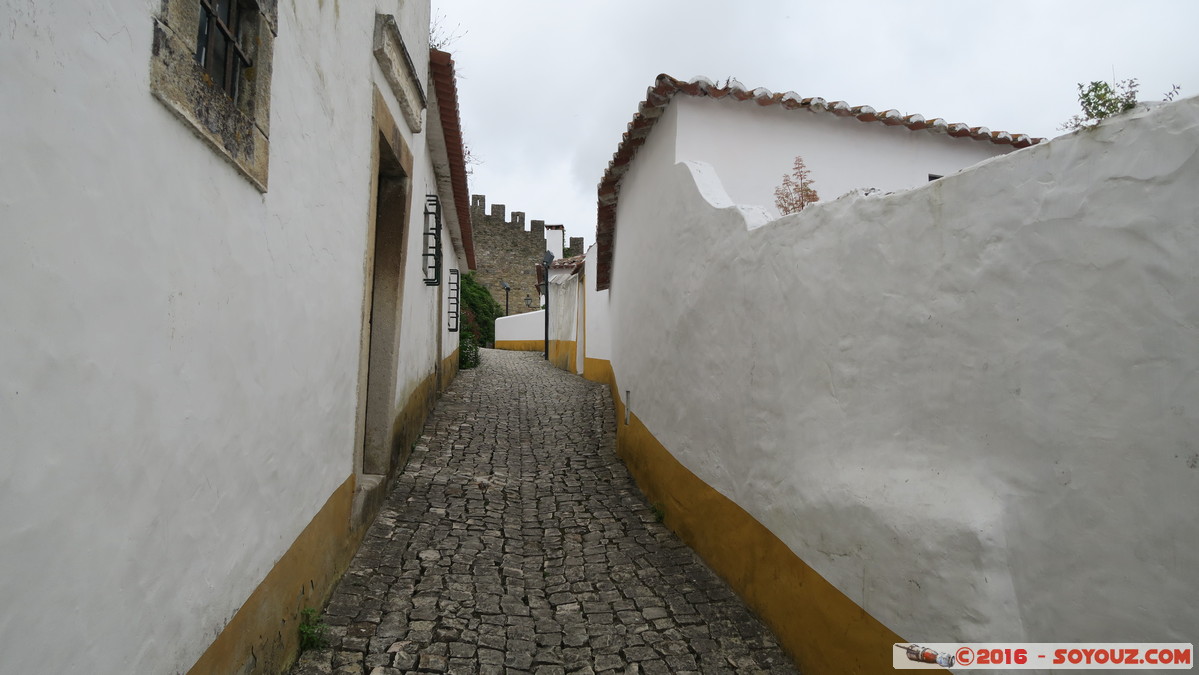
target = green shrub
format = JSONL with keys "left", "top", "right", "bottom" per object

{"left": 1059, "top": 79, "right": 1139, "bottom": 131}
{"left": 459, "top": 331, "right": 480, "bottom": 369}
{"left": 460, "top": 272, "right": 503, "bottom": 347}
{"left": 298, "top": 608, "right": 327, "bottom": 651}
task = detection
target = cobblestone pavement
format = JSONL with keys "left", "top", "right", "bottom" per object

{"left": 292, "top": 349, "right": 798, "bottom": 675}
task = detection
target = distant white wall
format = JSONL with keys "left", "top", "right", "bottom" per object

{"left": 610, "top": 96, "right": 1199, "bottom": 644}
{"left": 496, "top": 309, "right": 546, "bottom": 343}
{"left": 674, "top": 96, "right": 1016, "bottom": 217}
{"left": 546, "top": 227, "right": 565, "bottom": 259}
{"left": 550, "top": 274, "right": 578, "bottom": 343}
{"left": 583, "top": 243, "right": 612, "bottom": 362}
{"left": 0, "top": 1, "right": 452, "bottom": 673}
{"left": 576, "top": 271, "right": 587, "bottom": 370}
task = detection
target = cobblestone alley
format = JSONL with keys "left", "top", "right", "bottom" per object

{"left": 291, "top": 349, "right": 797, "bottom": 675}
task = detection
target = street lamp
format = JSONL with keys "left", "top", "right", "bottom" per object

{"left": 541, "top": 250, "right": 554, "bottom": 360}
{"left": 500, "top": 281, "right": 510, "bottom": 316}
{"left": 524, "top": 295, "right": 533, "bottom": 308}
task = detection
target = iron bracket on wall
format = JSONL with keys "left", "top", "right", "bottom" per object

{"left": 423, "top": 194, "right": 442, "bottom": 286}
{"left": 448, "top": 268, "right": 460, "bottom": 332}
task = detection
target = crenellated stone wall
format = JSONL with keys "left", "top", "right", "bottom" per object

{"left": 564, "top": 236, "right": 584, "bottom": 259}
{"left": 470, "top": 194, "right": 565, "bottom": 315}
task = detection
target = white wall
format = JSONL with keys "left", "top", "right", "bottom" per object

{"left": 392, "top": 108, "right": 444, "bottom": 405}
{"left": 583, "top": 243, "right": 612, "bottom": 363}
{"left": 610, "top": 96, "right": 1199, "bottom": 644}
{"left": 550, "top": 274, "right": 578, "bottom": 343}
{"left": 496, "top": 309, "right": 546, "bottom": 343}
{"left": 0, "top": 1, "right": 453, "bottom": 673}
{"left": 442, "top": 252, "right": 462, "bottom": 360}
{"left": 546, "top": 227, "right": 565, "bottom": 258}
{"left": 674, "top": 96, "right": 1017, "bottom": 217}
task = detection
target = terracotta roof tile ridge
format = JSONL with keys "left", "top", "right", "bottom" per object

{"left": 550, "top": 254, "right": 586, "bottom": 268}
{"left": 430, "top": 49, "right": 475, "bottom": 270}
{"left": 653, "top": 73, "right": 1044, "bottom": 147}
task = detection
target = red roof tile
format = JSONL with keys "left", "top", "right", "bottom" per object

{"left": 430, "top": 50, "right": 475, "bottom": 270}
{"left": 550, "top": 254, "right": 585, "bottom": 270}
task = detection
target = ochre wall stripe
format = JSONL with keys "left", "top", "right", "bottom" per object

{"left": 588, "top": 357, "right": 902, "bottom": 674}
{"left": 186, "top": 476, "right": 359, "bottom": 675}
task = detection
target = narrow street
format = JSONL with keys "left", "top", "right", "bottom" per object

{"left": 292, "top": 349, "right": 797, "bottom": 675}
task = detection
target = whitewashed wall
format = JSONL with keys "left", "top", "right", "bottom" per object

{"left": 0, "top": 1, "right": 455, "bottom": 673}
{"left": 443, "top": 252, "right": 464, "bottom": 360}
{"left": 610, "top": 97, "right": 1199, "bottom": 644}
{"left": 674, "top": 96, "right": 1017, "bottom": 218}
{"left": 549, "top": 272, "right": 580, "bottom": 371}
{"left": 550, "top": 274, "right": 579, "bottom": 344}
{"left": 584, "top": 244, "right": 612, "bottom": 363}
{"left": 496, "top": 309, "right": 546, "bottom": 344}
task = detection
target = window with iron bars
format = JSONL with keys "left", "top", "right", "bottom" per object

{"left": 150, "top": 0, "right": 277, "bottom": 190}
{"left": 195, "top": 0, "right": 253, "bottom": 101}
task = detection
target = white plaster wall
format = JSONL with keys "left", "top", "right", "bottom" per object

{"left": 496, "top": 310, "right": 547, "bottom": 343}
{"left": 389, "top": 101, "right": 442, "bottom": 408}
{"left": 610, "top": 96, "right": 1199, "bottom": 646}
{"left": 674, "top": 96, "right": 1017, "bottom": 218}
{"left": 550, "top": 275, "right": 579, "bottom": 344}
{"left": 576, "top": 272, "right": 587, "bottom": 370}
{"left": 0, "top": 1, "right": 441, "bottom": 673}
{"left": 443, "top": 252, "right": 463, "bottom": 360}
{"left": 583, "top": 243, "right": 613, "bottom": 362}
{"left": 547, "top": 228, "right": 565, "bottom": 259}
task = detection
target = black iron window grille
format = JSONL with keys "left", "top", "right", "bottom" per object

{"left": 423, "top": 194, "right": 443, "bottom": 287}
{"left": 448, "top": 269, "right": 460, "bottom": 332}
{"left": 195, "top": 0, "right": 253, "bottom": 101}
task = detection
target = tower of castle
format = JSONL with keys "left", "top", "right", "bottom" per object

{"left": 469, "top": 194, "right": 583, "bottom": 314}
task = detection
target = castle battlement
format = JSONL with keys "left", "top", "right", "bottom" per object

{"left": 470, "top": 194, "right": 577, "bottom": 314}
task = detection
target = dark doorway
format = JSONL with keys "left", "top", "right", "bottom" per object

{"left": 361, "top": 133, "right": 409, "bottom": 477}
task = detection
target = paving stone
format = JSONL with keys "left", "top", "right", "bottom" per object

{"left": 287, "top": 350, "right": 797, "bottom": 674}
{"left": 291, "top": 649, "right": 333, "bottom": 675}
{"left": 415, "top": 652, "right": 447, "bottom": 672}
{"left": 592, "top": 653, "right": 624, "bottom": 672}
{"left": 392, "top": 651, "right": 417, "bottom": 671}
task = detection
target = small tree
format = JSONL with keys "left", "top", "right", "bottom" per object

{"left": 774, "top": 155, "right": 820, "bottom": 215}
{"left": 1059, "top": 79, "right": 1140, "bottom": 131}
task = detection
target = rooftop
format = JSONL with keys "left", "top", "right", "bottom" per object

{"left": 594, "top": 74, "right": 1047, "bottom": 289}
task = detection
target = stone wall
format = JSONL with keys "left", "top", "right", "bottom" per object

{"left": 564, "top": 236, "right": 584, "bottom": 259}
{"left": 470, "top": 194, "right": 562, "bottom": 315}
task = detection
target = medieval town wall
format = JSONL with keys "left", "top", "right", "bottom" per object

{"left": 470, "top": 194, "right": 575, "bottom": 314}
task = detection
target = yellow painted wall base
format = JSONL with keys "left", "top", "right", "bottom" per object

{"left": 186, "top": 476, "right": 360, "bottom": 675}
{"left": 601, "top": 364, "right": 901, "bottom": 674}
{"left": 439, "top": 349, "right": 459, "bottom": 394}
{"left": 188, "top": 358, "right": 459, "bottom": 675}
{"left": 583, "top": 357, "right": 615, "bottom": 388}
{"left": 494, "top": 339, "right": 545, "bottom": 352}
{"left": 388, "top": 367, "right": 442, "bottom": 473}
{"left": 549, "top": 339, "right": 577, "bottom": 373}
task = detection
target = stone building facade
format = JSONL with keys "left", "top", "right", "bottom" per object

{"left": 470, "top": 194, "right": 583, "bottom": 315}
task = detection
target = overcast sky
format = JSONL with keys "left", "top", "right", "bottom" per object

{"left": 430, "top": 0, "right": 1199, "bottom": 250}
